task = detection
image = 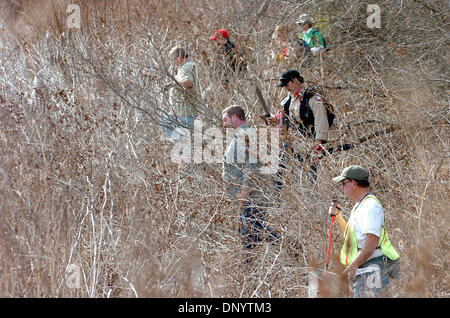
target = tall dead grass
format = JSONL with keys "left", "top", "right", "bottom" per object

{"left": 0, "top": 0, "right": 448, "bottom": 297}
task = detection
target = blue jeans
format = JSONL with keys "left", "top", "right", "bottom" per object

{"left": 353, "top": 256, "right": 390, "bottom": 298}
{"left": 161, "top": 115, "right": 194, "bottom": 140}
{"left": 238, "top": 203, "right": 279, "bottom": 250}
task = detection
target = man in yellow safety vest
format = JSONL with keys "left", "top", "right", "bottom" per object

{"left": 329, "top": 165, "right": 400, "bottom": 297}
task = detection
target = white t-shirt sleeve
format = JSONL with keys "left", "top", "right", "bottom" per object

{"left": 355, "top": 197, "right": 384, "bottom": 249}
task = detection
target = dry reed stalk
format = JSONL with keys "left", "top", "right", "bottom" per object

{"left": 0, "top": 0, "right": 447, "bottom": 298}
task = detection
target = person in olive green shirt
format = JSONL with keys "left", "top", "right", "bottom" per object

{"left": 163, "top": 46, "right": 200, "bottom": 140}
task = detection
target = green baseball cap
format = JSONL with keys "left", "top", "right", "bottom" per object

{"left": 332, "top": 165, "right": 369, "bottom": 182}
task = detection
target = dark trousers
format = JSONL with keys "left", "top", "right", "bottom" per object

{"left": 274, "top": 143, "right": 319, "bottom": 191}
{"left": 238, "top": 203, "right": 279, "bottom": 250}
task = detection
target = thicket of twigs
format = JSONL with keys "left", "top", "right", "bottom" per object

{"left": 0, "top": 0, "right": 448, "bottom": 297}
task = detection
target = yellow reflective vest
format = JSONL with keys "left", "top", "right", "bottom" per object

{"left": 340, "top": 194, "right": 400, "bottom": 266}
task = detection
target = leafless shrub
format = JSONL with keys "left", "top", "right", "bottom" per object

{"left": 0, "top": 0, "right": 448, "bottom": 298}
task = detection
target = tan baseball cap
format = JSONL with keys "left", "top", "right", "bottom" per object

{"left": 296, "top": 14, "right": 312, "bottom": 25}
